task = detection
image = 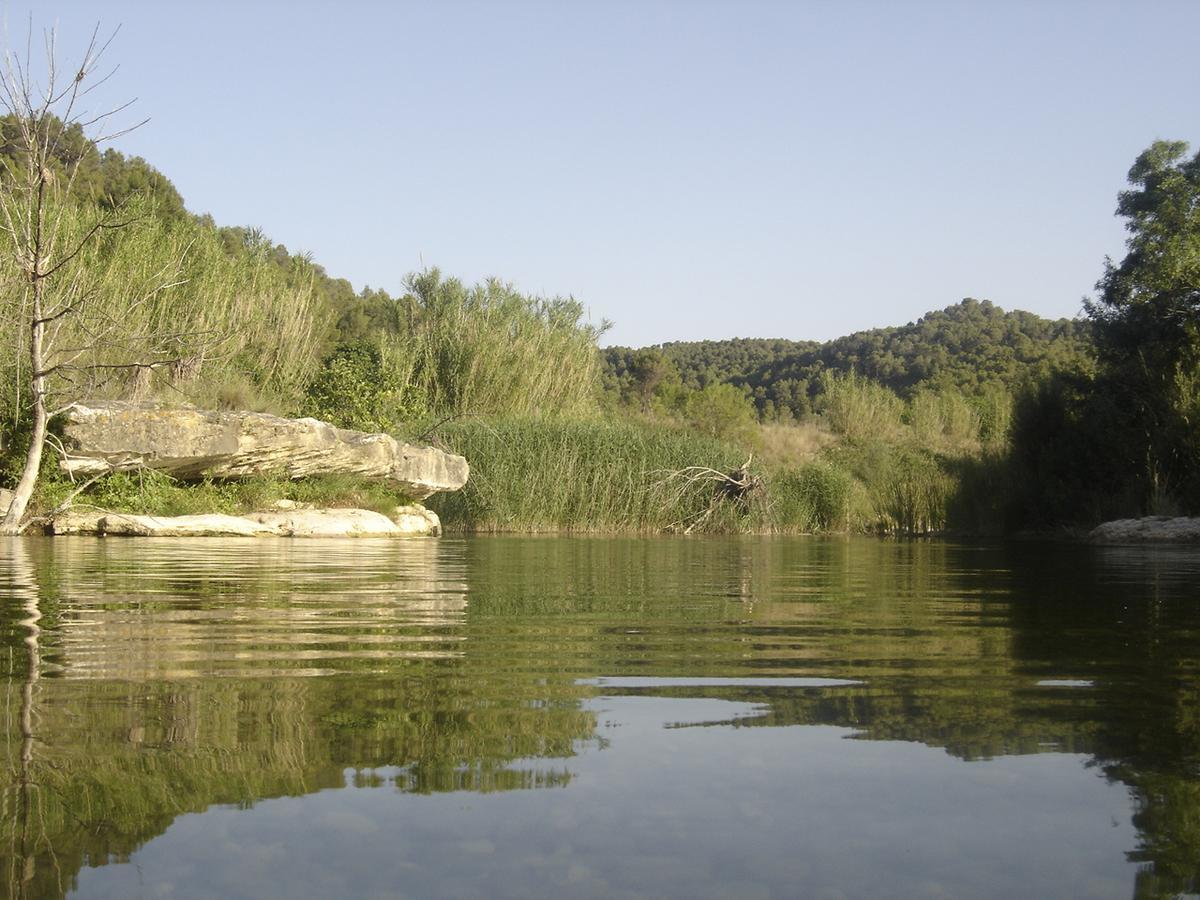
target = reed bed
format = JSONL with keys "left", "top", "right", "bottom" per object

{"left": 426, "top": 417, "right": 752, "bottom": 533}
{"left": 0, "top": 202, "right": 323, "bottom": 430}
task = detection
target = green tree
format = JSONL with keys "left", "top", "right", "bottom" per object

{"left": 1089, "top": 141, "right": 1200, "bottom": 370}
{"left": 1086, "top": 140, "right": 1200, "bottom": 511}
{"left": 684, "top": 383, "right": 759, "bottom": 447}
{"left": 0, "top": 27, "right": 166, "bottom": 532}
{"left": 628, "top": 349, "right": 675, "bottom": 413}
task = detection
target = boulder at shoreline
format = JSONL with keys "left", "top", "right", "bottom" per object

{"left": 1088, "top": 516, "right": 1200, "bottom": 543}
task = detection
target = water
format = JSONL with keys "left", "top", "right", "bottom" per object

{"left": 0, "top": 535, "right": 1197, "bottom": 899}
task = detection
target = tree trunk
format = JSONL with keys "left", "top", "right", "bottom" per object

{"left": 0, "top": 297, "right": 47, "bottom": 535}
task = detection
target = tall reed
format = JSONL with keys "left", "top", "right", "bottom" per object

{"left": 403, "top": 270, "right": 605, "bottom": 418}
{"left": 427, "top": 417, "right": 748, "bottom": 532}
{"left": 0, "top": 200, "right": 324, "bottom": 423}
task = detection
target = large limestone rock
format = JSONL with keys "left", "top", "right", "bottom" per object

{"left": 49, "top": 504, "right": 442, "bottom": 537}
{"left": 247, "top": 508, "right": 412, "bottom": 537}
{"left": 0, "top": 488, "right": 11, "bottom": 518}
{"left": 59, "top": 402, "right": 468, "bottom": 500}
{"left": 96, "top": 513, "right": 279, "bottom": 537}
{"left": 1089, "top": 516, "right": 1200, "bottom": 543}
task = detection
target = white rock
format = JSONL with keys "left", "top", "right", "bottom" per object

{"left": 391, "top": 504, "right": 442, "bottom": 536}
{"left": 50, "top": 508, "right": 107, "bottom": 535}
{"left": 97, "top": 513, "right": 280, "bottom": 537}
{"left": 246, "top": 508, "right": 404, "bottom": 537}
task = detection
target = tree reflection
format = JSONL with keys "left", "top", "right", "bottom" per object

{"left": 0, "top": 536, "right": 1196, "bottom": 898}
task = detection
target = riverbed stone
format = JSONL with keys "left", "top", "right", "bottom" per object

{"left": 246, "top": 508, "right": 409, "bottom": 537}
{"left": 97, "top": 513, "right": 280, "bottom": 537}
{"left": 58, "top": 401, "right": 469, "bottom": 500}
{"left": 1089, "top": 516, "right": 1200, "bottom": 543}
{"left": 392, "top": 504, "right": 442, "bottom": 536}
{"left": 49, "top": 505, "right": 443, "bottom": 537}
{"left": 49, "top": 508, "right": 107, "bottom": 535}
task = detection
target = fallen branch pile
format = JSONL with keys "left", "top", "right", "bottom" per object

{"left": 652, "top": 456, "right": 763, "bottom": 534}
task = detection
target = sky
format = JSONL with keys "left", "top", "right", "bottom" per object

{"left": 8, "top": 1, "right": 1198, "bottom": 347}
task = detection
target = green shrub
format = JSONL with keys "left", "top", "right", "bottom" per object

{"left": 304, "top": 341, "right": 420, "bottom": 432}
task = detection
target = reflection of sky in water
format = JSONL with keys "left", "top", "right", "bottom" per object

{"left": 73, "top": 695, "right": 1137, "bottom": 900}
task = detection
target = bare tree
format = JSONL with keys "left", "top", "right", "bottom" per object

{"left": 0, "top": 24, "right": 190, "bottom": 533}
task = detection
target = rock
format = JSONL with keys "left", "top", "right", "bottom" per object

{"left": 270, "top": 499, "right": 311, "bottom": 510}
{"left": 97, "top": 513, "right": 280, "bottom": 537}
{"left": 49, "top": 508, "right": 106, "bottom": 535}
{"left": 246, "top": 508, "right": 411, "bottom": 537}
{"left": 50, "top": 506, "right": 442, "bottom": 537}
{"left": 58, "top": 401, "right": 469, "bottom": 500}
{"left": 392, "top": 504, "right": 442, "bottom": 537}
{"left": 1089, "top": 516, "right": 1200, "bottom": 543}
{"left": 0, "top": 488, "right": 11, "bottom": 518}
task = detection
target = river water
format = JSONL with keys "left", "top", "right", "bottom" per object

{"left": 0, "top": 535, "right": 1197, "bottom": 899}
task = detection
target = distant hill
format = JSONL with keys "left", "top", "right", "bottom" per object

{"left": 604, "top": 299, "right": 1093, "bottom": 418}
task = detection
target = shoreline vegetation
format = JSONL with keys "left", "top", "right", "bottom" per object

{"left": 0, "top": 37, "right": 1196, "bottom": 536}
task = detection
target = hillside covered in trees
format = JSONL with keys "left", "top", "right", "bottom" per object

{"left": 604, "top": 299, "right": 1092, "bottom": 420}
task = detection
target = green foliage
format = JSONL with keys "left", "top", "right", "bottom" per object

{"left": 0, "top": 201, "right": 325, "bottom": 426}
{"left": 1005, "top": 140, "right": 1200, "bottom": 525}
{"left": 313, "top": 270, "right": 608, "bottom": 426}
{"left": 768, "top": 463, "right": 855, "bottom": 532}
{"left": 1084, "top": 140, "right": 1200, "bottom": 513}
{"left": 405, "top": 270, "right": 606, "bottom": 417}
{"left": 1089, "top": 140, "right": 1200, "bottom": 368}
{"left": 906, "top": 389, "right": 982, "bottom": 453}
{"left": 603, "top": 299, "right": 1091, "bottom": 421}
{"left": 58, "top": 471, "right": 413, "bottom": 518}
{"left": 818, "top": 371, "right": 904, "bottom": 441}
{"left": 0, "top": 113, "right": 187, "bottom": 219}
{"left": 827, "top": 442, "right": 954, "bottom": 534}
{"left": 683, "top": 383, "right": 760, "bottom": 448}
{"left": 426, "top": 417, "right": 748, "bottom": 533}
{"left": 87, "top": 470, "right": 241, "bottom": 516}
{"left": 304, "top": 341, "right": 417, "bottom": 432}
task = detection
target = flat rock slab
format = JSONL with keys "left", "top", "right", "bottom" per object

{"left": 248, "top": 508, "right": 413, "bottom": 537}
{"left": 49, "top": 506, "right": 441, "bottom": 537}
{"left": 1089, "top": 516, "right": 1200, "bottom": 543}
{"left": 59, "top": 402, "right": 468, "bottom": 500}
{"left": 98, "top": 513, "right": 279, "bottom": 537}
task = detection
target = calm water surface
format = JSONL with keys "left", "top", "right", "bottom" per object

{"left": 0, "top": 535, "right": 1197, "bottom": 899}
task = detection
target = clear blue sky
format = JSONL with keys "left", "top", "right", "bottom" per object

{"left": 12, "top": 1, "right": 1199, "bottom": 347}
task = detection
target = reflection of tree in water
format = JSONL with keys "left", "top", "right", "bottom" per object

{"left": 0, "top": 538, "right": 597, "bottom": 899}
{"left": 632, "top": 540, "right": 1200, "bottom": 900}
{"left": 1001, "top": 544, "right": 1200, "bottom": 899}
{"left": 0, "top": 535, "right": 1198, "bottom": 898}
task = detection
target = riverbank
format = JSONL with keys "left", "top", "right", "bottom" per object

{"left": 3, "top": 410, "right": 1182, "bottom": 539}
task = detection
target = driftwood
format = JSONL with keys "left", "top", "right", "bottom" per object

{"left": 654, "top": 456, "right": 762, "bottom": 534}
